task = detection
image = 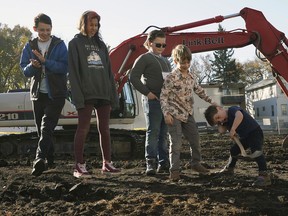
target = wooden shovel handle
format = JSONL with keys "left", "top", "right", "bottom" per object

{"left": 232, "top": 136, "right": 247, "bottom": 157}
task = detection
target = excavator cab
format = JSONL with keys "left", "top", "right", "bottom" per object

{"left": 110, "top": 81, "right": 137, "bottom": 124}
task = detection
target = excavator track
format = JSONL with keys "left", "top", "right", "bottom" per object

{"left": 0, "top": 128, "right": 146, "bottom": 160}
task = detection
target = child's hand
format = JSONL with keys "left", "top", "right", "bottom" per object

{"left": 229, "top": 129, "right": 236, "bottom": 139}
{"left": 30, "top": 59, "right": 41, "bottom": 68}
{"left": 32, "top": 49, "right": 46, "bottom": 63}
{"left": 164, "top": 113, "right": 174, "bottom": 125}
{"left": 147, "top": 92, "right": 158, "bottom": 100}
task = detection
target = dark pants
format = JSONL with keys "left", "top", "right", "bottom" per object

{"left": 32, "top": 93, "right": 65, "bottom": 162}
{"left": 227, "top": 127, "right": 267, "bottom": 172}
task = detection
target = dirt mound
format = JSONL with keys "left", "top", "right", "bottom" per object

{"left": 0, "top": 133, "right": 287, "bottom": 215}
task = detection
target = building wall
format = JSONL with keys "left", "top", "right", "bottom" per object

{"left": 193, "top": 86, "right": 222, "bottom": 123}
{"left": 246, "top": 79, "right": 288, "bottom": 130}
{"left": 193, "top": 84, "right": 245, "bottom": 123}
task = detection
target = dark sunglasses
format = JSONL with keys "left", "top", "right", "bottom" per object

{"left": 154, "top": 43, "right": 167, "bottom": 48}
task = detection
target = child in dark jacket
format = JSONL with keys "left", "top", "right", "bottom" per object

{"left": 20, "top": 13, "right": 68, "bottom": 177}
{"left": 204, "top": 105, "right": 271, "bottom": 186}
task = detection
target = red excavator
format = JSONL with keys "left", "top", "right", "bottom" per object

{"left": 110, "top": 7, "right": 288, "bottom": 149}
{"left": 0, "top": 7, "right": 287, "bottom": 156}
{"left": 111, "top": 7, "right": 288, "bottom": 97}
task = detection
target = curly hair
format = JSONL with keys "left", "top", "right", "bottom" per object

{"left": 172, "top": 44, "right": 192, "bottom": 63}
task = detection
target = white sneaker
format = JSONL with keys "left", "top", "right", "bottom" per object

{"left": 102, "top": 161, "right": 121, "bottom": 173}
{"left": 73, "top": 163, "right": 91, "bottom": 178}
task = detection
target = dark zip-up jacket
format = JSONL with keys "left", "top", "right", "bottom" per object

{"left": 20, "top": 36, "right": 68, "bottom": 100}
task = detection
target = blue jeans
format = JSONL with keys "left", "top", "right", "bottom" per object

{"left": 142, "top": 96, "right": 169, "bottom": 166}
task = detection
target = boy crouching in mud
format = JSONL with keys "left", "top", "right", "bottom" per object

{"left": 204, "top": 105, "right": 271, "bottom": 186}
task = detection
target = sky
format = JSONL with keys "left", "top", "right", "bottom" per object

{"left": 0, "top": 0, "right": 287, "bottom": 62}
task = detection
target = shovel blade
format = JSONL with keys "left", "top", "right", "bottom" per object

{"left": 282, "top": 135, "right": 288, "bottom": 149}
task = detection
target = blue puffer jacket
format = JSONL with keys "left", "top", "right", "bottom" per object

{"left": 20, "top": 36, "right": 68, "bottom": 100}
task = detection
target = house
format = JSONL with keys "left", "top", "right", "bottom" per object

{"left": 193, "top": 83, "right": 246, "bottom": 126}
{"left": 245, "top": 76, "right": 288, "bottom": 131}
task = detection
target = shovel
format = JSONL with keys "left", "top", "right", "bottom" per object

{"left": 233, "top": 136, "right": 262, "bottom": 159}
{"left": 282, "top": 135, "right": 288, "bottom": 149}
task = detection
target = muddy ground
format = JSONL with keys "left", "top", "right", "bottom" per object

{"left": 0, "top": 131, "right": 287, "bottom": 216}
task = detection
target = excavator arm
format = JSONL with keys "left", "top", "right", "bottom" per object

{"left": 110, "top": 7, "right": 288, "bottom": 96}
{"left": 240, "top": 8, "right": 288, "bottom": 97}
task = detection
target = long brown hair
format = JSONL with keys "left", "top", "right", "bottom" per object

{"left": 78, "top": 10, "right": 103, "bottom": 47}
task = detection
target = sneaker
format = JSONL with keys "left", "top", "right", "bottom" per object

{"left": 146, "top": 164, "right": 156, "bottom": 176}
{"left": 156, "top": 164, "right": 170, "bottom": 173}
{"left": 73, "top": 163, "right": 91, "bottom": 178}
{"left": 170, "top": 171, "right": 180, "bottom": 181}
{"left": 102, "top": 162, "right": 121, "bottom": 173}
{"left": 31, "top": 158, "right": 46, "bottom": 176}
{"left": 218, "top": 166, "right": 235, "bottom": 175}
{"left": 191, "top": 163, "right": 210, "bottom": 174}
{"left": 146, "top": 159, "right": 156, "bottom": 176}
{"left": 253, "top": 172, "right": 272, "bottom": 186}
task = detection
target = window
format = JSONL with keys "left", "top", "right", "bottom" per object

{"left": 271, "top": 105, "right": 274, "bottom": 116}
{"left": 262, "top": 107, "right": 265, "bottom": 112}
{"left": 223, "top": 89, "right": 231, "bottom": 96}
{"left": 256, "top": 107, "right": 259, "bottom": 117}
{"left": 222, "top": 88, "right": 239, "bottom": 96}
{"left": 281, "top": 104, "right": 287, "bottom": 115}
{"left": 269, "top": 86, "right": 273, "bottom": 96}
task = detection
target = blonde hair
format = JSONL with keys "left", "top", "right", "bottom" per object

{"left": 172, "top": 44, "right": 192, "bottom": 63}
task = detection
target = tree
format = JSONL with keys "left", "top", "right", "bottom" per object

{"left": 240, "top": 58, "right": 272, "bottom": 86}
{"left": 0, "top": 23, "right": 32, "bottom": 92}
{"left": 210, "top": 24, "right": 240, "bottom": 85}
{"left": 191, "top": 54, "right": 214, "bottom": 84}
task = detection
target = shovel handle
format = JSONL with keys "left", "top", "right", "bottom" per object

{"left": 232, "top": 136, "right": 263, "bottom": 158}
{"left": 232, "top": 136, "right": 247, "bottom": 157}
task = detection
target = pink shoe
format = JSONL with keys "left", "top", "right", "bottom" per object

{"left": 73, "top": 163, "right": 91, "bottom": 178}
{"left": 102, "top": 162, "right": 121, "bottom": 173}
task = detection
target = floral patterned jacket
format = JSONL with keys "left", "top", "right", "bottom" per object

{"left": 160, "top": 68, "right": 212, "bottom": 123}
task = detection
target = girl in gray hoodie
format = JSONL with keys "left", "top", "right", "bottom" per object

{"left": 68, "top": 10, "right": 119, "bottom": 178}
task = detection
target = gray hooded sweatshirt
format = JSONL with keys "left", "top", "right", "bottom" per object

{"left": 68, "top": 34, "right": 118, "bottom": 110}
